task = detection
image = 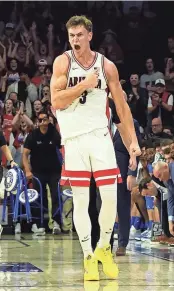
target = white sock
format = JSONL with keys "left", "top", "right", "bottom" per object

{"left": 98, "top": 183, "right": 117, "bottom": 248}
{"left": 71, "top": 186, "right": 93, "bottom": 258}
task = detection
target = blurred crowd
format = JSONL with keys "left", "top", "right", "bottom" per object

{"left": 0, "top": 1, "right": 174, "bottom": 241}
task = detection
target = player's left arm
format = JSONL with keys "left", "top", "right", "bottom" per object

{"left": 104, "top": 58, "right": 141, "bottom": 156}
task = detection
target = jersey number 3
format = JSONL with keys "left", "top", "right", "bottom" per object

{"left": 80, "top": 91, "right": 87, "bottom": 104}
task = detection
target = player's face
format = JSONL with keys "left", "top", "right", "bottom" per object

{"left": 68, "top": 25, "right": 92, "bottom": 54}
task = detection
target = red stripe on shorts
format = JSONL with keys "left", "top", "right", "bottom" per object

{"left": 96, "top": 178, "right": 117, "bottom": 187}
{"left": 61, "top": 169, "right": 91, "bottom": 179}
{"left": 93, "top": 168, "right": 120, "bottom": 179}
{"left": 60, "top": 178, "right": 90, "bottom": 187}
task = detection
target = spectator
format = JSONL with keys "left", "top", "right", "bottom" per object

{"left": 6, "top": 58, "right": 20, "bottom": 86}
{"left": 140, "top": 58, "right": 164, "bottom": 95}
{"left": 99, "top": 29, "right": 124, "bottom": 66}
{"left": 153, "top": 140, "right": 162, "bottom": 154}
{"left": 160, "top": 139, "right": 173, "bottom": 154}
{"left": 149, "top": 117, "right": 172, "bottom": 140}
{"left": 31, "top": 59, "right": 47, "bottom": 87}
{"left": 10, "top": 103, "right": 33, "bottom": 166}
{"left": 1, "top": 23, "right": 15, "bottom": 45}
{"left": 7, "top": 39, "right": 34, "bottom": 68}
{"left": 44, "top": 65, "right": 52, "bottom": 84}
{"left": 8, "top": 92, "right": 32, "bottom": 118}
{"left": 41, "top": 85, "right": 51, "bottom": 112}
{"left": 163, "top": 147, "right": 173, "bottom": 164}
{"left": 2, "top": 99, "right": 15, "bottom": 144}
{"left": 126, "top": 73, "right": 148, "bottom": 128}
{"left": 6, "top": 68, "right": 38, "bottom": 105}
{"left": 36, "top": 65, "right": 53, "bottom": 99}
{"left": 32, "top": 99, "right": 43, "bottom": 127}
{"left": 30, "top": 22, "right": 54, "bottom": 66}
{"left": 147, "top": 79, "right": 174, "bottom": 127}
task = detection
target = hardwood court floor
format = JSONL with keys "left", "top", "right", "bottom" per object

{"left": 0, "top": 233, "right": 174, "bottom": 291}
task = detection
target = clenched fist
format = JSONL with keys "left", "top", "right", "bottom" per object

{"left": 84, "top": 70, "right": 99, "bottom": 90}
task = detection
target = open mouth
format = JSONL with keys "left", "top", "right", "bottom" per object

{"left": 74, "top": 44, "right": 80, "bottom": 50}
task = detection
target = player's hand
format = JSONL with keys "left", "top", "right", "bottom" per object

{"left": 84, "top": 70, "right": 99, "bottom": 89}
{"left": 130, "top": 143, "right": 141, "bottom": 157}
{"left": 129, "top": 154, "right": 137, "bottom": 171}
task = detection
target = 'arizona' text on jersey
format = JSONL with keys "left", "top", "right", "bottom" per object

{"left": 56, "top": 50, "right": 109, "bottom": 144}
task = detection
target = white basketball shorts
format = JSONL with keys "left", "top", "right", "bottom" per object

{"left": 60, "top": 127, "right": 122, "bottom": 187}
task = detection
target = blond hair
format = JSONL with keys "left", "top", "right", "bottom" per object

{"left": 66, "top": 15, "right": 93, "bottom": 32}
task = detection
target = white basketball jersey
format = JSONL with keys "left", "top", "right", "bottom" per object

{"left": 56, "top": 50, "right": 109, "bottom": 144}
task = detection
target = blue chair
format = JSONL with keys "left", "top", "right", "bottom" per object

{"left": 2, "top": 167, "right": 32, "bottom": 223}
{"left": 29, "top": 176, "right": 44, "bottom": 227}
{"left": 2, "top": 168, "right": 44, "bottom": 226}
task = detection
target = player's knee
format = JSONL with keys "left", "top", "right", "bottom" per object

{"left": 71, "top": 186, "right": 89, "bottom": 209}
{"left": 99, "top": 184, "right": 117, "bottom": 203}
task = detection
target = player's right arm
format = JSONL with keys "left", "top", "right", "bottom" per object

{"left": 50, "top": 54, "right": 98, "bottom": 109}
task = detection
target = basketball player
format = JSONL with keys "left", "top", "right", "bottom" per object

{"left": 51, "top": 15, "right": 141, "bottom": 281}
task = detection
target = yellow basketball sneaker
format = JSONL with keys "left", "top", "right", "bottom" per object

{"left": 84, "top": 254, "right": 99, "bottom": 281}
{"left": 94, "top": 245, "right": 119, "bottom": 279}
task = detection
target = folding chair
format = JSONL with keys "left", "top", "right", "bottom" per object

{"left": 2, "top": 167, "right": 31, "bottom": 223}
{"left": 2, "top": 168, "right": 44, "bottom": 227}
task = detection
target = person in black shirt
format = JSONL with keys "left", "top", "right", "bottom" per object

{"left": 23, "top": 111, "right": 62, "bottom": 235}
